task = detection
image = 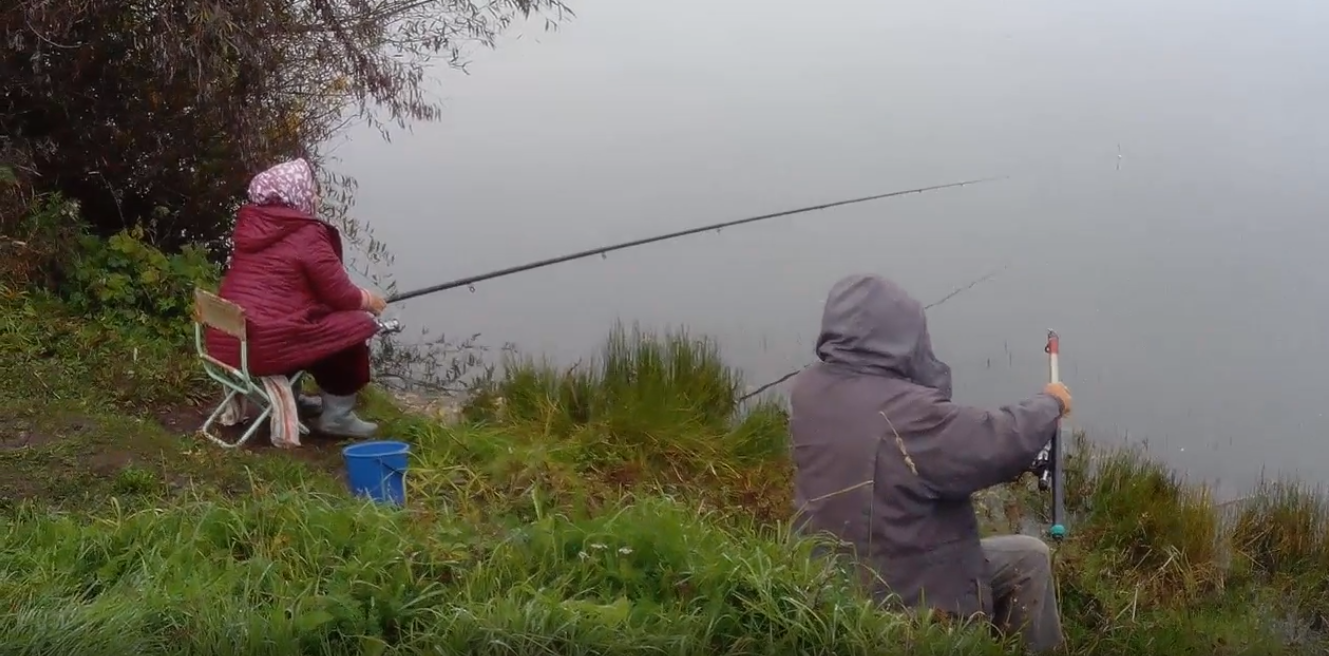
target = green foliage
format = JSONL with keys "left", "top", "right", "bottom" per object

{"left": 465, "top": 323, "right": 774, "bottom": 465}
{"left": 3, "top": 188, "right": 219, "bottom": 338}
{"left": 61, "top": 227, "right": 218, "bottom": 336}
{"left": 4, "top": 185, "right": 215, "bottom": 295}
{"left": 0, "top": 190, "right": 82, "bottom": 290}
{"left": 1062, "top": 445, "right": 1223, "bottom": 606}
{"left": 477, "top": 322, "right": 742, "bottom": 430}
{"left": 0, "top": 194, "right": 218, "bottom": 409}
{"left": 451, "top": 324, "right": 791, "bottom": 524}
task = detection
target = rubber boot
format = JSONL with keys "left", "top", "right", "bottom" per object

{"left": 314, "top": 393, "right": 378, "bottom": 438}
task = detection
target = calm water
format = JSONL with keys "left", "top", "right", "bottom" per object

{"left": 330, "top": 0, "right": 1329, "bottom": 497}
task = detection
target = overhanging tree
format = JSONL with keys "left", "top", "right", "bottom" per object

{"left": 1, "top": 0, "right": 570, "bottom": 253}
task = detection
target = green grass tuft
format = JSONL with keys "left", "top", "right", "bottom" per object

{"left": 470, "top": 321, "right": 742, "bottom": 433}
{"left": 1071, "top": 446, "right": 1224, "bottom": 600}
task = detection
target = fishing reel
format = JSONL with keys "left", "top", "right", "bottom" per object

{"left": 376, "top": 318, "right": 404, "bottom": 335}
{"left": 1030, "top": 445, "right": 1053, "bottom": 492}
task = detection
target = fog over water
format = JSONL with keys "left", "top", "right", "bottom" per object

{"left": 329, "top": 0, "right": 1329, "bottom": 497}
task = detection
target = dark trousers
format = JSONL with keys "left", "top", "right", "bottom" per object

{"left": 303, "top": 342, "right": 372, "bottom": 396}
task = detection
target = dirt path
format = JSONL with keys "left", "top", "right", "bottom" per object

{"left": 151, "top": 402, "right": 353, "bottom": 473}
{"left": 0, "top": 397, "right": 357, "bottom": 510}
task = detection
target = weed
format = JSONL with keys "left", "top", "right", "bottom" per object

{"left": 1230, "top": 479, "right": 1329, "bottom": 619}
{"left": 1231, "top": 479, "right": 1328, "bottom": 578}
{"left": 1067, "top": 445, "right": 1224, "bottom": 601}
{"left": 111, "top": 466, "right": 162, "bottom": 496}
{"left": 471, "top": 322, "right": 741, "bottom": 430}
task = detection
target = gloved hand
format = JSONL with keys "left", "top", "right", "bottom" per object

{"left": 1044, "top": 382, "right": 1072, "bottom": 417}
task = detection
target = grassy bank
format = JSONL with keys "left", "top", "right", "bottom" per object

{"left": 4, "top": 282, "right": 1329, "bottom": 653}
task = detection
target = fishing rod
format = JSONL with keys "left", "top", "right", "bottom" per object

{"left": 735, "top": 264, "right": 1008, "bottom": 403}
{"left": 386, "top": 176, "right": 1006, "bottom": 303}
{"left": 1030, "top": 330, "right": 1068, "bottom": 540}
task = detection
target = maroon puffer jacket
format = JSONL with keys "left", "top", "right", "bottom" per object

{"left": 204, "top": 204, "right": 379, "bottom": 376}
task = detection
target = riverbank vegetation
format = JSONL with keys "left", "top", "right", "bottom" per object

{"left": 3, "top": 194, "right": 1329, "bottom": 653}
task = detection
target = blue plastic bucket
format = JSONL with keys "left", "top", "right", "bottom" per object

{"left": 342, "top": 440, "right": 410, "bottom": 505}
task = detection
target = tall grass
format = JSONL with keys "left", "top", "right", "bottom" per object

{"left": 450, "top": 323, "right": 792, "bottom": 521}
{"left": 0, "top": 494, "right": 1005, "bottom": 655}
{"left": 1231, "top": 480, "right": 1329, "bottom": 578}
{"left": 475, "top": 322, "right": 743, "bottom": 431}
{"left": 1229, "top": 480, "right": 1329, "bottom": 616}
{"left": 1068, "top": 446, "right": 1222, "bottom": 598}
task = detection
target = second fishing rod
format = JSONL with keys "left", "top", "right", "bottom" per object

{"left": 386, "top": 176, "right": 1007, "bottom": 304}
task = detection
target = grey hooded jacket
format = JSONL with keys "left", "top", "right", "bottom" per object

{"left": 789, "top": 273, "right": 1064, "bottom": 619}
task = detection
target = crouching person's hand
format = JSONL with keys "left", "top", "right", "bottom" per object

{"left": 359, "top": 288, "right": 388, "bottom": 315}
{"left": 1044, "top": 382, "right": 1072, "bottom": 417}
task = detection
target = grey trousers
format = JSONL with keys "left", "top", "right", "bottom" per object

{"left": 983, "top": 534, "right": 1064, "bottom": 654}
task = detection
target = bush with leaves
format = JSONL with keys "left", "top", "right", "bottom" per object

{"left": 61, "top": 228, "right": 219, "bottom": 337}
{"left": 0, "top": 187, "right": 216, "bottom": 338}
{"left": 1, "top": 166, "right": 79, "bottom": 292}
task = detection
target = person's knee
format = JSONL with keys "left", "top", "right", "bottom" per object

{"left": 1014, "top": 534, "right": 1050, "bottom": 558}
{"left": 987, "top": 534, "right": 1052, "bottom": 572}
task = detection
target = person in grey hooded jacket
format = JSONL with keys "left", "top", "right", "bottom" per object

{"left": 789, "top": 273, "right": 1073, "bottom": 654}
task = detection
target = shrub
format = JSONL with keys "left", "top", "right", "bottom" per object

{"left": 60, "top": 226, "right": 218, "bottom": 336}
{"left": 0, "top": 186, "right": 82, "bottom": 292}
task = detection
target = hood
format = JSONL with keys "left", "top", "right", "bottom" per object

{"left": 232, "top": 204, "right": 321, "bottom": 254}
{"left": 814, "top": 273, "right": 953, "bottom": 398}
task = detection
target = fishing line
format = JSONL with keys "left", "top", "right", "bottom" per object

{"left": 732, "top": 147, "right": 1126, "bottom": 403}
{"left": 386, "top": 176, "right": 1007, "bottom": 303}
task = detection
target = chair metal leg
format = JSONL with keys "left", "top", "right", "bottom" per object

{"left": 196, "top": 374, "right": 311, "bottom": 448}
{"left": 198, "top": 389, "right": 243, "bottom": 448}
{"left": 232, "top": 405, "right": 272, "bottom": 449}
{"left": 198, "top": 387, "right": 275, "bottom": 449}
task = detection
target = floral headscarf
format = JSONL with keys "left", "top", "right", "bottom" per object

{"left": 246, "top": 158, "right": 318, "bottom": 216}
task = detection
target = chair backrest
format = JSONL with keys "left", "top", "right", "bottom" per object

{"left": 193, "top": 288, "right": 247, "bottom": 340}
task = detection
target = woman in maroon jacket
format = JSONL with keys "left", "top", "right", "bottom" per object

{"left": 205, "top": 158, "right": 387, "bottom": 438}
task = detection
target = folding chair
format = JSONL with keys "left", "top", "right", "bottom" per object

{"left": 192, "top": 288, "right": 309, "bottom": 448}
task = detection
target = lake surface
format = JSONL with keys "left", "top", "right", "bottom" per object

{"left": 330, "top": 0, "right": 1329, "bottom": 497}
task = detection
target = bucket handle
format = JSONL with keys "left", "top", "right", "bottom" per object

{"left": 369, "top": 463, "right": 408, "bottom": 506}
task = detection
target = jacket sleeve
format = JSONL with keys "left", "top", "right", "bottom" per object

{"left": 904, "top": 391, "right": 1065, "bottom": 500}
{"left": 298, "top": 227, "right": 365, "bottom": 312}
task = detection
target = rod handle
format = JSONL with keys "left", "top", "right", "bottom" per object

{"left": 1045, "top": 329, "right": 1060, "bottom": 384}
